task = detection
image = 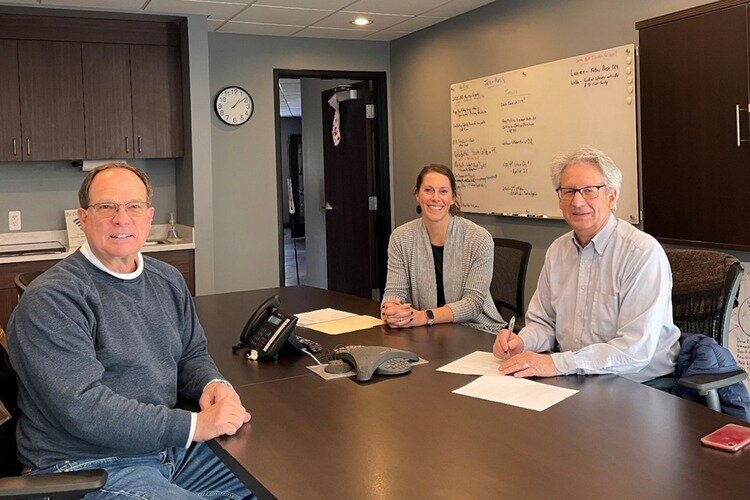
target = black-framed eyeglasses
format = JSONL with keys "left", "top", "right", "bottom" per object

{"left": 555, "top": 185, "right": 607, "bottom": 200}
{"left": 86, "top": 201, "right": 151, "bottom": 218}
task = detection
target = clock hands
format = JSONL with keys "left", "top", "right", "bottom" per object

{"left": 231, "top": 97, "right": 248, "bottom": 109}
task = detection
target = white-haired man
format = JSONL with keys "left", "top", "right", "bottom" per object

{"left": 494, "top": 147, "right": 680, "bottom": 385}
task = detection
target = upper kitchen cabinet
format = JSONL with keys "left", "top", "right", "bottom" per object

{"left": 82, "top": 43, "right": 184, "bottom": 159}
{"left": 131, "top": 45, "right": 184, "bottom": 158}
{"left": 638, "top": 2, "right": 750, "bottom": 249}
{"left": 0, "top": 13, "right": 183, "bottom": 163}
{"left": 18, "top": 41, "right": 86, "bottom": 161}
{"left": 82, "top": 43, "right": 134, "bottom": 159}
{"left": 0, "top": 40, "right": 21, "bottom": 162}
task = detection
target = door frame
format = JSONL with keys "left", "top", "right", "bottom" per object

{"left": 273, "top": 69, "right": 391, "bottom": 296}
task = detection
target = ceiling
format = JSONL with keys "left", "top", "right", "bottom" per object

{"left": 4, "top": 0, "right": 495, "bottom": 41}
{"left": 2, "top": 0, "right": 494, "bottom": 116}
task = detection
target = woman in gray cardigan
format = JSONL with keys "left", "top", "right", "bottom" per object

{"left": 381, "top": 164, "right": 506, "bottom": 334}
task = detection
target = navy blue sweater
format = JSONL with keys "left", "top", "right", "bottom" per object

{"left": 8, "top": 251, "right": 222, "bottom": 469}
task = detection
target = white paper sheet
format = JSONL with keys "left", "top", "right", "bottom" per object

{"left": 453, "top": 375, "right": 578, "bottom": 411}
{"left": 436, "top": 351, "right": 503, "bottom": 375}
{"left": 294, "top": 308, "right": 356, "bottom": 326}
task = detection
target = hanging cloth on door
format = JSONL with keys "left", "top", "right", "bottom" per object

{"left": 328, "top": 93, "right": 341, "bottom": 146}
{"left": 287, "top": 178, "right": 295, "bottom": 214}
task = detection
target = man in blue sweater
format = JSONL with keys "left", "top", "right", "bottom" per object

{"left": 8, "top": 164, "right": 252, "bottom": 498}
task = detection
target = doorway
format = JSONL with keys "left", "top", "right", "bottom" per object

{"left": 273, "top": 70, "right": 390, "bottom": 299}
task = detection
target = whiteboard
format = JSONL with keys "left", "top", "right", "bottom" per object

{"left": 450, "top": 44, "right": 639, "bottom": 222}
{"left": 729, "top": 264, "right": 750, "bottom": 392}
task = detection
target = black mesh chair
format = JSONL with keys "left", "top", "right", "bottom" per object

{"left": 13, "top": 271, "right": 44, "bottom": 297}
{"left": 666, "top": 249, "right": 743, "bottom": 347}
{"left": 490, "top": 238, "right": 531, "bottom": 331}
{"left": 0, "top": 327, "right": 107, "bottom": 498}
{"left": 665, "top": 249, "right": 748, "bottom": 412}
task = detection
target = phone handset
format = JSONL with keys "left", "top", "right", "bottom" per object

{"left": 232, "top": 295, "right": 298, "bottom": 360}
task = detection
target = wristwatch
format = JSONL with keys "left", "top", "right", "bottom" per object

{"left": 425, "top": 309, "right": 435, "bottom": 326}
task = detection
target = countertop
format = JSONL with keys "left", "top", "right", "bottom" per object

{"left": 0, "top": 224, "right": 195, "bottom": 265}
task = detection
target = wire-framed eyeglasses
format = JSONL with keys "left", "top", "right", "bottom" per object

{"left": 555, "top": 185, "right": 607, "bottom": 200}
{"left": 86, "top": 201, "right": 151, "bottom": 218}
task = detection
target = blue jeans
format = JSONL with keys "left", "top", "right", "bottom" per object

{"left": 643, "top": 374, "right": 677, "bottom": 393}
{"left": 30, "top": 442, "right": 252, "bottom": 499}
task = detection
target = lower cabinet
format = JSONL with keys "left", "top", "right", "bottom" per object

{"left": 0, "top": 249, "right": 195, "bottom": 331}
{"left": 151, "top": 250, "right": 195, "bottom": 295}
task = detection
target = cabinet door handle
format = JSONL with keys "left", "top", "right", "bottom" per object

{"left": 137, "top": 136, "right": 142, "bottom": 154}
{"left": 125, "top": 136, "right": 130, "bottom": 154}
{"left": 736, "top": 104, "right": 748, "bottom": 146}
{"left": 26, "top": 138, "right": 30, "bottom": 156}
{"left": 12, "top": 138, "right": 17, "bottom": 156}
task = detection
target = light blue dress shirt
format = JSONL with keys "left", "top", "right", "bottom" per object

{"left": 519, "top": 214, "right": 680, "bottom": 382}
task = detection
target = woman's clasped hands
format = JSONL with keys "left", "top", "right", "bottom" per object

{"left": 381, "top": 299, "right": 418, "bottom": 328}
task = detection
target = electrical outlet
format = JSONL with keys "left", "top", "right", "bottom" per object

{"left": 9, "top": 211, "right": 21, "bottom": 231}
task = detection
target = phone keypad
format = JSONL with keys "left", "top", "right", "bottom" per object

{"left": 251, "top": 326, "right": 275, "bottom": 348}
{"left": 377, "top": 357, "right": 412, "bottom": 376}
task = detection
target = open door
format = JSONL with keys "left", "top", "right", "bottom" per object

{"left": 288, "top": 133, "right": 304, "bottom": 239}
{"left": 321, "top": 81, "right": 378, "bottom": 298}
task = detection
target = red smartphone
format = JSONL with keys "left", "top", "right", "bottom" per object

{"left": 700, "top": 424, "right": 750, "bottom": 452}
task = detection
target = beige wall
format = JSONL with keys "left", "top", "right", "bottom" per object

{"left": 389, "top": 0, "right": 725, "bottom": 309}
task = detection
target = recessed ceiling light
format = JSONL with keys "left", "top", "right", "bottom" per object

{"left": 351, "top": 17, "right": 373, "bottom": 26}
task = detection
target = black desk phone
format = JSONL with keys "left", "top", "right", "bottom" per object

{"left": 327, "top": 345, "right": 420, "bottom": 381}
{"left": 232, "top": 295, "right": 299, "bottom": 359}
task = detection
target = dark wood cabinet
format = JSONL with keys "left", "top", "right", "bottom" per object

{"left": 82, "top": 43, "right": 184, "bottom": 159}
{"left": 131, "top": 45, "right": 184, "bottom": 158}
{"left": 17, "top": 41, "right": 86, "bottom": 161}
{"left": 638, "top": 2, "right": 750, "bottom": 249}
{"left": 0, "top": 249, "right": 195, "bottom": 331}
{"left": 82, "top": 43, "right": 134, "bottom": 159}
{"left": 0, "top": 40, "right": 22, "bottom": 162}
{"left": 0, "top": 259, "right": 57, "bottom": 332}
{"left": 148, "top": 249, "right": 195, "bottom": 295}
{"left": 0, "top": 14, "right": 183, "bottom": 163}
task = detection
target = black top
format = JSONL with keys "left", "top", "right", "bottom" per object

{"left": 431, "top": 244, "right": 446, "bottom": 307}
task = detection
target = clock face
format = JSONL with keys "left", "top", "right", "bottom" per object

{"left": 215, "top": 86, "right": 254, "bottom": 125}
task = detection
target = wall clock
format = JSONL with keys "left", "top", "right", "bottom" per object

{"left": 215, "top": 86, "right": 254, "bottom": 125}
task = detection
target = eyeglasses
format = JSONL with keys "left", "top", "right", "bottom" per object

{"left": 555, "top": 185, "right": 607, "bottom": 200}
{"left": 86, "top": 201, "right": 150, "bottom": 218}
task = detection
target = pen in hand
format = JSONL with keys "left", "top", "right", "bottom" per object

{"left": 503, "top": 316, "right": 516, "bottom": 359}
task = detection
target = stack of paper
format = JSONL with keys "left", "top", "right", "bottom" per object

{"left": 295, "top": 308, "right": 384, "bottom": 335}
{"left": 438, "top": 351, "right": 578, "bottom": 411}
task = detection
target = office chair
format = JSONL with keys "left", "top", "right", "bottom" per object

{"left": 0, "top": 327, "right": 107, "bottom": 499}
{"left": 665, "top": 249, "right": 748, "bottom": 415}
{"left": 666, "top": 249, "right": 743, "bottom": 347}
{"left": 13, "top": 271, "right": 44, "bottom": 297}
{"left": 490, "top": 238, "right": 531, "bottom": 331}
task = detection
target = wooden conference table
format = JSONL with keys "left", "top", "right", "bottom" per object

{"left": 195, "top": 286, "right": 750, "bottom": 499}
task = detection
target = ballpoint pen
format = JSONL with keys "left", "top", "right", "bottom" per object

{"left": 504, "top": 316, "right": 516, "bottom": 359}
